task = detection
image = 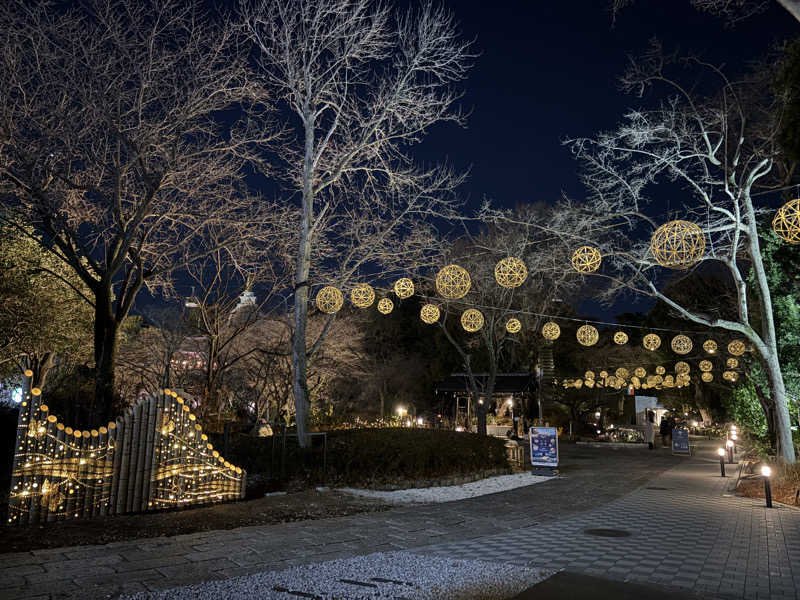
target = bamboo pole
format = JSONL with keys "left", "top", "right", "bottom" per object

{"left": 142, "top": 395, "right": 160, "bottom": 512}
{"left": 27, "top": 400, "right": 49, "bottom": 525}
{"left": 63, "top": 429, "right": 80, "bottom": 519}
{"left": 132, "top": 397, "right": 150, "bottom": 512}
{"left": 8, "top": 370, "right": 34, "bottom": 525}
{"left": 51, "top": 423, "right": 66, "bottom": 522}
{"left": 109, "top": 417, "right": 124, "bottom": 516}
{"left": 84, "top": 430, "right": 99, "bottom": 518}
{"left": 116, "top": 408, "right": 133, "bottom": 515}
{"left": 100, "top": 422, "right": 116, "bottom": 516}
{"left": 73, "top": 431, "right": 89, "bottom": 519}
{"left": 37, "top": 414, "right": 57, "bottom": 523}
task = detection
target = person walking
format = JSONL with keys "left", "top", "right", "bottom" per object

{"left": 659, "top": 413, "right": 671, "bottom": 448}
{"left": 645, "top": 411, "right": 656, "bottom": 450}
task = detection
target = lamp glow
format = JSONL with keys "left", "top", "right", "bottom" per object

{"left": 761, "top": 465, "right": 772, "bottom": 477}
{"left": 717, "top": 448, "right": 725, "bottom": 457}
{"left": 726, "top": 440, "right": 733, "bottom": 448}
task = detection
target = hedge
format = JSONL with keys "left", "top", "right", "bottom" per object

{"left": 220, "top": 427, "right": 510, "bottom": 489}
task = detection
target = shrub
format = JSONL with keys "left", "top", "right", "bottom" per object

{"left": 221, "top": 427, "right": 510, "bottom": 489}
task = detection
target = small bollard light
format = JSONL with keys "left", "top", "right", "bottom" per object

{"left": 762, "top": 465, "right": 773, "bottom": 508}
{"left": 726, "top": 439, "right": 735, "bottom": 464}
{"left": 717, "top": 448, "right": 726, "bottom": 477}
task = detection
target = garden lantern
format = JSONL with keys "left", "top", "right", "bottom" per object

{"left": 717, "top": 448, "right": 726, "bottom": 477}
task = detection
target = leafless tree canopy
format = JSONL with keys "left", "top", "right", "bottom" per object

{"left": 0, "top": 0, "right": 287, "bottom": 421}
{"left": 242, "top": 0, "right": 474, "bottom": 444}
{"left": 565, "top": 45, "right": 796, "bottom": 461}
{"left": 610, "top": 0, "right": 794, "bottom": 26}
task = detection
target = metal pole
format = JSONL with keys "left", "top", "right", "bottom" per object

{"left": 720, "top": 455, "right": 726, "bottom": 477}
{"left": 765, "top": 478, "right": 773, "bottom": 508}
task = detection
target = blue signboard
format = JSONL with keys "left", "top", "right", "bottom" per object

{"left": 529, "top": 427, "right": 559, "bottom": 467}
{"left": 672, "top": 428, "right": 690, "bottom": 455}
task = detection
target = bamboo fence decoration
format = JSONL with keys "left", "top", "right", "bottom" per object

{"left": 7, "top": 374, "right": 245, "bottom": 526}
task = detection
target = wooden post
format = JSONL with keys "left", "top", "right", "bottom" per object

{"left": 38, "top": 414, "right": 57, "bottom": 523}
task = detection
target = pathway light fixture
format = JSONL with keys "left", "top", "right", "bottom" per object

{"left": 726, "top": 439, "right": 735, "bottom": 464}
{"left": 717, "top": 448, "right": 726, "bottom": 477}
{"left": 761, "top": 465, "right": 773, "bottom": 508}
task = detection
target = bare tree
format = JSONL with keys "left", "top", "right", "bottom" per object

{"left": 243, "top": 0, "right": 473, "bottom": 445}
{"left": 610, "top": 0, "right": 798, "bottom": 25}
{"left": 565, "top": 46, "right": 797, "bottom": 461}
{"left": 435, "top": 204, "right": 590, "bottom": 434}
{"left": 0, "top": 0, "right": 282, "bottom": 423}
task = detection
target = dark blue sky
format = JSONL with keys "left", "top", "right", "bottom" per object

{"left": 417, "top": 0, "right": 795, "bottom": 212}
{"left": 407, "top": 0, "right": 796, "bottom": 317}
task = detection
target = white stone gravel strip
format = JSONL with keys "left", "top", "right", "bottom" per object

{"left": 339, "top": 472, "right": 552, "bottom": 504}
{"left": 124, "top": 551, "right": 552, "bottom": 600}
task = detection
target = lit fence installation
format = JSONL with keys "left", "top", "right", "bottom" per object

{"left": 8, "top": 372, "right": 245, "bottom": 525}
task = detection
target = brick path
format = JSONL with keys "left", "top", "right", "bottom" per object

{"left": 2, "top": 440, "right": 796, "bottom": 599}
{"left": 415, "top": 440, "right": 800, "bottom": 599}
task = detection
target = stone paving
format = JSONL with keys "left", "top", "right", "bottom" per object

{"left": 2, "top": 440, "right": 797, "bottom": 599}
{"left": 0, "top": 444, "right": 679, "bottom": 599}
{"left": 414, "top": 441, "right": 800, "bottom": 599}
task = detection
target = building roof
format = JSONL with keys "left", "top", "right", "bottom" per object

{"left": 435, "top": 372, "right": 533, "bottom": 394}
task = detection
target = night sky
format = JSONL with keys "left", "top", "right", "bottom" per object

{"left": 417, "top": 1, "right": 796, "bottom": 212}
{"left": 405, "top": 0, "right": 796, "bottom": 317}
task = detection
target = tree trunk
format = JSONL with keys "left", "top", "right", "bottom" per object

{"left": 763, "top": 353, "right": 793, "bottom": 461}
{"left": 291, "top": 109, "right": 315, "bottom": 449}
{"left": 25, "top": 352, "right": 54, "bottom": 390}
{"left": 94, "top": 292, "right": 119, "bottom": 426}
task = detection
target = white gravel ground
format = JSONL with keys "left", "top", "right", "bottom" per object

{"left": 125, "top": 551, "right": 552, "bottom": 599}
{"left": 339, "top": 472, "right": 552, "bottom": 504}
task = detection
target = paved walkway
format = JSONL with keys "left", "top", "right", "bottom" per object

{"left": 1, "top": 440, "right": 798, "bottom": 599}
{"left": 417, "top": 441, "right": 800, "bottom": 599}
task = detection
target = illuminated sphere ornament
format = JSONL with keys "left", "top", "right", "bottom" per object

{"left": 650, "top": 220, "right": 706, "bottom": 269}
{"left": 703, "top": 339, "right": 718, "bottom": 353}
{"left": 350, "top": 283, "right": 375, "bottom": 308}
{"left": 634, "top": 367, "right": 646, "bottom": 378}
{"left": 585, "top": 370, "right": 595, "bottom": 380}
{"left": 377, "top": 298, "right": 394, "bottom": 315}
{"left": 542, "top": 321, "right": 561, "bottom": 340}
{"left": 494, "top": 257, "right": 528, "bottom": 288}
{"left": 701, "top": 372, "right": 713, "bottom": 383}
{"left": 643, "top": 333, "right": 662, "bottom": 351}
{"left": 723, "top": 370, "right": 739, "bottom": 382}
{"left": 699, "top": 360, "right": 713, "bottom": 372}
{"left": 435, "top": 264, "right": 471, "bottom": 299}
{"left": 772, "top": 198, "right": 800, "bottom": 244}
{"left": 613, "top": 331, "right": 629, "bottom": 345}
{"left": 576, "top": 324, "right": 599, "bottom": 346}
{"left": 675, "top": 361, "right": 690, "bottom": 375}
{"left": 394, "top": 278, "right": 415, "bottom": 299}
{"left": 671, "top": 335, "right": 693, "bottom": 355}
{"left": 420, "top": 304, "right": 440, "bottom": 324}
{"left": 461, "top": 309, "right": 485, "bottom": 333}
{"left": 599, "top": 370, "right": 608, "bottom": 379}
{"left": 571, "top": 246, "right": 602, "bottom": 273}
{"left": 656, "top": 365, "right": 666, "bottom": 375}
{"left": 315, "top": 286, "right": 343, "bottom": 314}
{"left": 615, "top": 368, "right": 630, "bottom": 380}
{"left": 726, "top": 357, "right": 739, "bottom": 369}
{"left": 506, "top": 318, "right": 522, "bottom": 334}
{"left": 728, "top": 339, "right": 746, "bottom": 356}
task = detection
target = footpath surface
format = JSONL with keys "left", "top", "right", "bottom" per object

{"left": 3, "top": 440, "right": 798, "bottom": 599}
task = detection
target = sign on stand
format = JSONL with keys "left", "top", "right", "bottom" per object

{"left": 672, "top": 427, "right": 691, "bottom": 455}
{"left": 529, "top": 427, "right": 559, "bottom": 476}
